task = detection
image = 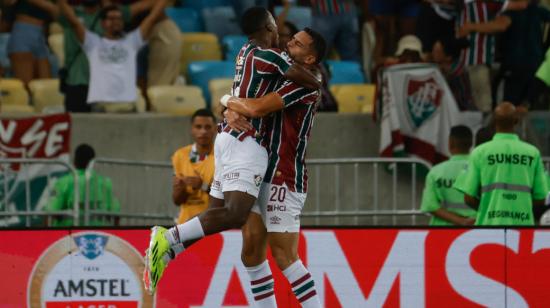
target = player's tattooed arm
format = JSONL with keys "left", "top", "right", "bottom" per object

{"left": 221, "top": 93, "right": 284, "bottom": 118}
{"left": 285, "top": 64, "right": 322, "bottom": 90}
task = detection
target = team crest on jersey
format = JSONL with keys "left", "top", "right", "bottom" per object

{"left": 404, "top": 73, "right": 443, "bottom": 128}
{"left": 254, "top": 174, "right": 262, "bottom": 187}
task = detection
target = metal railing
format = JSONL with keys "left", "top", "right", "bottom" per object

{"left": 304, "top": 157, "right": 431, "bottom": 226}
{"left": 0, "top": 158, "right": 79, "bottom": 227}
{"left": 0, "top": 156, "right": 432, "bottom": 227}
{"left": 85, "top": 158, "right": 176, "bottom": 226}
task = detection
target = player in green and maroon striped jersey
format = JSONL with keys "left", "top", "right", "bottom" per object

{"left": 144, "top": 7, "right": 321, "bottom": 295}
{"left": 222, "top": 28, "right": 327, "bottom": 308}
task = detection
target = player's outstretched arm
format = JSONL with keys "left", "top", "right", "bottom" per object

{"left": 221, "top": 93, "right": 284, "bottom": 118}
{"left": 285, "top": 64, "right": 321, "bottom": 90}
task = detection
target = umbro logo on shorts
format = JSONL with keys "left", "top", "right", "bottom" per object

{"left": 223, "top": 172, "right": 240, "bottom": 181}
{"left": 270, "top": 216, "right": 281, "bottom": 225}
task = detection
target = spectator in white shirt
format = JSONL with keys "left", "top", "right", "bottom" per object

{"left": 58, "top": 0, "right": 166, "bottom": 112}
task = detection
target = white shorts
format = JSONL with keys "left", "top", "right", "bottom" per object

{"left": 252, "top": 182, "right": 307, "bottom": 233}
{"left": 210, "top": 132, "right": 268, "bottom": 200}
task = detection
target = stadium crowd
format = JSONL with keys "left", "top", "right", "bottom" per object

{"left": 1, "top": 0, "right": 550, "bottom": 115}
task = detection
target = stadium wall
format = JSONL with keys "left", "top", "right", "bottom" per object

{"left": 2, "top": 228, "right": 549, "bottom": 307}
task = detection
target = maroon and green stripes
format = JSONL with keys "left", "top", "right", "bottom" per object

{"left": 263, "top": 82, "right": 319, "bottom": 193}
{"left": 251, "top": 274, "right": 275, "bottom": 301}
{"left": 222, "top": 43, "right": 291, "bottom": 142}
{"left": 310, "top": 0, "right": 354, "bottom": 16}
{"left": 291, "top": 273, "right": 317, "bottom": 303}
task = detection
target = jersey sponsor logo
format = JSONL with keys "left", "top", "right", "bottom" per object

{"left": 404, "top": 73, "right": 443, "bottom": 128}
{"left": 28, "top": 231, "right": 154, "bottom": 307}
{"left": 267, "top": 204, "right": 287, "bottom": 212}
{"left": 223, "top": 172, "right": 240, "bottom": 181}
{"left": 487, "top": 154, "right": 534, "bottom": 167}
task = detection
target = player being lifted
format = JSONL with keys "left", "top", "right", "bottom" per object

{"left": 221, "top": 27, "right": 327, "bottom": 307}
{"left": 143, "top": 7, "right": 320, "bottom": 293}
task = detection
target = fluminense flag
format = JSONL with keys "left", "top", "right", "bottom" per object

{"left": 378, "top": 63, "right": 482, "bottom": 165}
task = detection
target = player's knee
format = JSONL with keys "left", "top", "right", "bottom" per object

{"left": 271, "top": 246, "right": 298, "bottom": 270}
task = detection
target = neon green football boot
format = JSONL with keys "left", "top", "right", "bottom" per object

{"left": 143, "top": 226, "right": 172, "bottom": 294}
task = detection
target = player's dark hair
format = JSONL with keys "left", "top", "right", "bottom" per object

{"left": 100, "top": 4, "right": 122, "bottom": 20}
{"left": 74, "top": 144, "right": 95, "bottom": 170}
{"left": 240, "top": 7, "right": 271, "bottom": 36}
{"left": 304, "top": 27, "right": 327, "bottom": 64}
{"left": 450, "top": 125, "right": 473, "bottom": 151}
{"left": 284, "top": 21, "right": 298, "bottom": 36}
{"left": 191, "top": 108, "right": 216, "bottom": 123}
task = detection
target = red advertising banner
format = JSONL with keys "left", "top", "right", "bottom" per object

{"left": 0, "top": 114, "right": 71, "bottom": 226}
{"left": 1, "top": 228, "right": 550, "bottom": 307}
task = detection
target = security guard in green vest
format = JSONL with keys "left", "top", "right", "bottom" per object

{"left": 421, "top": 125, "right": 477, "bottom": 226}
{"left": 454, "top": 102, "right": 548, "bottom": 225}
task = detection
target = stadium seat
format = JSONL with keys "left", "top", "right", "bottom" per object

{"left": 202, "top": 6, "right": 242, "bottom": 39}
{"left": 330, "top": 84, "right": 375, "bottom": 113}
{"left": 165, "top": 7, "right": 203, "bottom": 32}
{"left": 209, "top": 78, "right": 233, "bottom": 115}
{"left": 222, "top": 35, "right": 247, "bottom": 61}
{"left": 0, "top": 104, "right": 34, "bottom": 113}
{"left": 136, "top": 89, "right": 146, "bottom": 113}
{"left": 28, "top": 79, "right": 64, "bottom": 113}
{"left": 0, "top": 78, "right": 29, "bottom": 106}
{"left": 48, "top": 33, "right": 64, "bottom": 66}
{"left": 327, "top": 60, "right": 366, "bottom": 85}
{"left": 274, "top": 6, "right": 313, "bottom": 31}
{"left": 180, "top": 33, "right": 222, "bottom": 76}
{"left": 182, "top": 0, "right": 232, "bottom": 12}
{"left": 148, "top": 85, "right": 206, "bottom": 115}
{"left": 187, "top": 61, "right": 234, "bottom": 105}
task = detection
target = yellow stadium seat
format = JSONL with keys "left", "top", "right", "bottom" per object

{"left": 49, "top": 22, "right": 63, "bottom": 35}
{"left": 48, "top": 33, "right": 64, "bottom": 66}
{"left": 330, "top": 84, "right": 376, "bottom": 113}
{"left": 0, "top": 104, "right": 34, "bottom": 113}
{"left": 180, "top": 33, "right": 222, "bottom": 76}
{"left": 148, "top": 85, "right": 206, "bottom": 115}
{"left": 209, "top": 78, "right": 233, "bottom": 116}
{"left": 28, "top": 79, "right": 64, "bottom": 113}
{"left": 136, "top": 89, "right": 147, "bottom": 113}
{"left": 0, "top": 78, "right": 29, "bottom": 106}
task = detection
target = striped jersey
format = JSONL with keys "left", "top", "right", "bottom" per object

{"left": 263, "top": 79, "right": 320, "bottom": 193}
{"left": 455, "top": 0, "right": 507, "bottom": 70}
{"left": 221, "top": 43, "right": 293, "bottom": 141}
{"left": 310, "top": 0, "right": 355, "bottom": 16}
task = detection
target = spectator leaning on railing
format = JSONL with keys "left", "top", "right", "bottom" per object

{"left": 171, "top": 109, "right": 217, "bottom": 224}
{"left": 46, "top": 143, "right": 120, "bottom": 227}
{"left": 58, "top": 0, "right": 166, "bottom": 112}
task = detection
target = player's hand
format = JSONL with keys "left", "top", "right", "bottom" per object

{"left": 224, "top": 109, "right": 252, "bottom": 132}
{"left": 183, "top": 176, "right": 202, "bottom": 190}
{"left": 172, "top": 175, "right": 187, "bottom": 204}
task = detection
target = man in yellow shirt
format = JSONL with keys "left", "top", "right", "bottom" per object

{"left": 172, "top": 109, "right": 217, "bottom": 223}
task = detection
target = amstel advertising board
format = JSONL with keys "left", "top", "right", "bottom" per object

{"left": 1, "top": 229, "right": 550, "bottom": 307}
